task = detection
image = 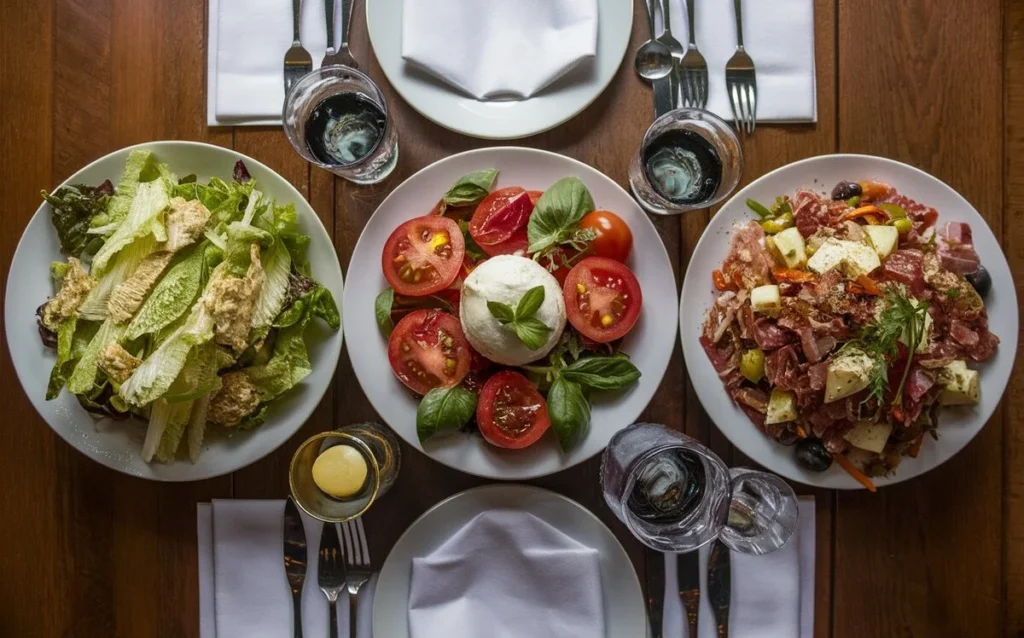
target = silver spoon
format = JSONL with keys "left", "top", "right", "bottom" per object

{"left": 635, "top": 0, "right": 674, "bottom": 116}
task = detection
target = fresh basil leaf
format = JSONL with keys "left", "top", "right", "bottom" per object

{"left": 417, "top": 387, "right": 478, "bottom": 443}
{"left": 516, "top": 285, "right": 545, "bottom": 319}
{"left": 562, "top": 354, "right": 641, "bottom": 391}
{"left": 527, "top": 177, "right": 595, "bottom": 254}
{"left": 441, "top": 169, "right": 499, "bottom": 211}
{"left": 458, "top": 219, "right": 488, "bottom": 262}
{"left": 375, "top": 288, "right": 395, "bottom": 337}
{"left": 746, "top": 198, "right": 772, "bottom": 218}
{"left": 547, "top": 377, "right": 591, "bottom": 452}
{"left": 514, "top": 317, "right": 552, "bottom": 351}
{"left": 487, "top": 301, "right": 516, "bottom": 324}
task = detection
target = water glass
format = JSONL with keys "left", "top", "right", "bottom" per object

{"left": 283, "top": 65, "right": 398, "bottom": 184}
{"left": 628, "top": 108, "right": 743, "bottom": 216}
{"left": 600, "top": 422, "right": 798, "bottom": 555}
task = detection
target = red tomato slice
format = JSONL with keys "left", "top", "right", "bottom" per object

{"left": 476, "top": 371, "right": 551, "bottom": 449}
{"left": 387, "top": 309, "right": 471, "bottom": 395}
{"left": 527, "top": 190, "right": 543, "bottom": 206}
{"left": 470, "top": 187, "right": 533, "bottom": 248}
{"left": 483, "top": 228, "right": 530, "bottom": 257}
{"left": 382, "top": 216, "right": 465, "bottom": 296}
{"left": 580, "top": 210, "right": 633, "bottom": 263}
{"left": 563, "top": 257, "right": 643, "bottom": 343}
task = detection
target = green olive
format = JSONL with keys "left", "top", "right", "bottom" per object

{"left": 740, "top": 349, "right": 766, "bottom": 383}
{"left": 759, "top": 212, "right": 795, "bottom": 234}
{"left": 892, "top": 218, "right": 913, "bottom": 235}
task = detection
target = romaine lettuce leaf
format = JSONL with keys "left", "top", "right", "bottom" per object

{"left": 274, "top": 281, "right": 340, "bottom": 330}
{"left": 90, "top": 179, "right": 170, "bottom": 276}
{"left": 162, "top": 342, "right": 224, "bottom": 404}
{"left": 46, "top": 315, "right": 78, "bottom": 400}
{"left": 175, "top": 177, "right": 257, "bottom": 227}
{"left": 154, "top": 400, "right": 193, "bottom": 463}
{"left": 67, "top": 319, "right": 126, "bottom": 395}
{"left": 224, "top": 222, "right": 273, "bottom": 275}
{"left": 186, "top": 394, "right": 211, "bottom": 462}
{"left": 41, "top": 181, "right": 112, "bottom": 259}
{"left": 249, "top": 240, "right": 291, "bottom": 338}
{"left": 78, "top": 235, "right": 159, "bottom": 321}
{"left": 125, "top": 245, "right": 205, "bottom": 340}
{"left": 102, "top": 150, "right": 157, "bottom": 229}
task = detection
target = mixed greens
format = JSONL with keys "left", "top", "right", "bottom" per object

{"left": 38, "top": 151, "right": 339, "bottom": 463}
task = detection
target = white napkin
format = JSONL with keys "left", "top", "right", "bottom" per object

{"left": 197, "top": 501, "right": 377, "bottom": 638}
{"left": 660, "top": 497, "right": 816, "bottom": 638}
{"left": 408, "top": 510, "right": 605, "bottom": 638}
{"left": 668, "top": 0, "right": 817, "bottom": 122}
{"left": 207, "top": 0, "right": 332, "bottom": 125}
{"left": 401, "top": 0, "right": 598, "bottom": 100}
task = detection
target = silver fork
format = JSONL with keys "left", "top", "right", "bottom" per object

{"left": 318, "top": 523, "right": 346, "bottom": 638}
{"left": 679, "top": 0, "right": 708, "bottom": 109}
{"left": 284, "top": 0, "right": 313, "bottom": 93}
{"left": 340, "top": 518, "right": 372, "bottom": 638}
{"left": 725, "top": 0, "right": 757, "bottom": 133}
{"left": 655, "top": 0, "right": 683, "bottom": 110}
{"left": 322, "top": 0, "right": 358, "bottom": 68}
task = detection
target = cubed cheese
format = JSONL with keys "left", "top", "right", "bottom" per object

{"left": 750, "top": 285, "right": 781, "bottom": 315}
{"left": 765, "top": 388, "right": 798, "bottom": 424}
{"left": 938, "top": 360, "right": 980, "bottom": 405}
{"left": 806, "top": 238, "right": 881, "bottom": 280}
{"left": 825, "top": 348, "right": 875, "bottom": 403}
{"left": 843, "top": 421, "right": 893, "bottom": 454}
{"left": 773, "top": 227, "right": 807, "bottom": 269}
{"left": 863, "top": 225, "right": 899, "bottom": 259}
{"left": 806, "top": 239, "right": 847, "bottom": 275}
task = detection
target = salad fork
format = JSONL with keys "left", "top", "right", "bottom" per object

{"left": 318, "top": 523, "right": 346, "bottom": 638}
{"left": 725, "top": 0, "right": 757, "bottom": 133}
{"left": 340, "top": 518, "right": 372, "bottom": 638}
{"left": 679, "top": 0, "right": 709, "bottom": 109}
{"left": 284, "top": 0, "right": 313, "bottom": 93}
{"left": 655, "top": 0, "right": 683, "bottom": 110}
{"left": 323, "top": 0, "right": 358, "bottom": 68}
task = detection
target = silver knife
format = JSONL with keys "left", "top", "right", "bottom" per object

{"left": 283, "top": 497, "right": 308, "bottom": 638}
{"left": 707, "top": 540, "right": 732, "bottom": 638}
{"left": 677, "top": 551, "right": 700, "bottom": 638}
{"left": 645, "top": 549, "right": 665, "bottom": 638}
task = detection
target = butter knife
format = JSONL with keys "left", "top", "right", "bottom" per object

{"left": 283, "top": 497, "right": 308, "bottom": 638}
{"left": 707, "top": 540, "right": 732, "bottom": 638}
{"left": 677, "top": 551, "right": 700, "bottom": 638}
{"left": 645, "top": 549, "right": 665, "bottom": 638}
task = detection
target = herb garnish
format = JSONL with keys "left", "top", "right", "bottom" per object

{"left": 487, "top": 286, "right": 552, "bottom": 350}
{"left": 526, "top": 177, "right": 597, "bottom": 264}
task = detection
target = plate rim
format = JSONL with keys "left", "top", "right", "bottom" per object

{"left": 4, "top": 139, "right": 345, "bottom": 482}
{"left": 680, "top": 152, "right": 1019, "bottom": 489}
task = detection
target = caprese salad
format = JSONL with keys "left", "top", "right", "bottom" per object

{"left": 374, "top": 169, "right": 644, "bottom": 452}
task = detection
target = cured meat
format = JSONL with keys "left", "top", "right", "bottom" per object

{"left": 752, "top": 318, "right": 794, "bottom": 350}
{"left": 937, "top": 221, "right": 980, "bottom": 275}
{"left": 700, "top": 335, "right": 738, "bottom": 377}
{"left": 949, "top": 319, "right": 980, "bottom": 348}
{"left": 906, "top": 366, "right": 935, "bottom": 403}
{"left": 764, "top": 345, "right": 801, "bottom": 390}
{"left": 971, "top": 327, "right": 1000, "bottom": 362}
{"left": 796, "top": 327, "right": 836, "bottom": 363}
{"left": 882, "top": 249, "right": 925, "bottom": 294}
{"left": 722, "top": 222, "right": 774, "bottom": 289}
{"left": 794, "top": 190, "right": 844, "bottom": 238}
{"left": 808, "top": 361, "right": 829, "bottom": 391}
{"left": 732, "top": 387, "right": 769, "bottom": 413}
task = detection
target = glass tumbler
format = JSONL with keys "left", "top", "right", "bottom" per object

{"left": 283, "top": 65, "right": 398, "bottom": 184}
{"left": 628, "top": 108, "right": 743, "bottom": 216}
{"left": 600, "top": 422, "right": 798, "bottom": 555}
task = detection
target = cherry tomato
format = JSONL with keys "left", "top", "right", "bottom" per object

{"left": 563, "top": 257, "right": 643, "bottom": 343}
{"left": 527, "top": 190, "right": 543, "bottom": 206}
{"left": 538, "top": 247, "right": 579, "bottom": 286}
{"left": 580, "top": 210, "right": 632, "bottom": 262}
{"left": 382, "top": 216, "right": 465, "bottom": 296}
{"left": 387, "top": 310, "right": 471, "bottom": 395}
{"left": 469, "top": 187, "right": 533, "bottom": 251}
{"left": 476, "top": 371, "right": 551, "bottom": 449}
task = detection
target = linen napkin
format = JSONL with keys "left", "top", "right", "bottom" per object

{"left": 660, "top": 497, "right": 816, "bottom": 638}
{"left": 207, "top": 0, "right": 331, "bottom": 125}
{"left": 197, "top": 501, "right": 377, "bottom": 638}
{"left": 408, "top": 510, "right": 605, "bottom": 638}
{"left": 668, "top": 0, "right": 817, "bottom": 122}
{"left": 401, "top": 0, "right": 598, "bottom": 100}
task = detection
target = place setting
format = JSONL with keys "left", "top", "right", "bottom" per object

{"left": 3, "top": 0, "right": 1019, "bottom": 637}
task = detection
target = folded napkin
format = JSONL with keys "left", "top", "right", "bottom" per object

{"left": 197, "top": 501, "right": 377, "bottom": 638}
{"left": 207, "top": 0, "right": 331, "bottom": 125}
{"left": 660, "top": 497, "right": 816, "bottom": 638}
{"left": 668, "top": 0, "right": 817, "bottom": 122}
{"left": 408, "top": 510, "right": 604, "bottom": 638}
{"left": 401, "top": 0, "right": 598, "bottom": 100}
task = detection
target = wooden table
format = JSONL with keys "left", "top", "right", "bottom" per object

{"left": 1, "top": 0, "right": 1021, "bottom": 635}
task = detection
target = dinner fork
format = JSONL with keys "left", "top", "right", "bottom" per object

{"left": 322, "top": 0, "right": 358, "bottom": 68}
{"left": 679, "top": 0, "right": 708, "bottom": 109}
{"left": 341, "top": 518, "right": 372, "bottom": 638}
{"left": 318, "top": 523, "right": 346, "bottom": 638}
{"left": 284, "top": 0, "right": 313, "bottom": 94}
{"left": 656, "top": 0, "right": 683, "bottom": 109}
{"left": 725, "top": 0, "right": 757, "bottom": 133}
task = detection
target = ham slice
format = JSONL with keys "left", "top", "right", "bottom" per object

{"left": 949, "top": 319, "right": 980, "bottom": 348}
{"left": 753, "top": 318, "right": 794, "bottom": 350}
{"left": 937, "top": 221, "right": 980, "bottom": 275}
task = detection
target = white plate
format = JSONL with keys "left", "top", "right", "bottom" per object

{"left": 365, "top": 0, "right": 632, "bottom": 139}
{"left": 372, "top": 484, "right": 646, "bottom": 637}
{"left": 5, "top": 141, "right": 344, "bottom": 481}
{"left": 681, "top": 154, "right": 1018, "bottom": 489}
{"left": 343, "top": 147, "right": 677, "bottom": 480}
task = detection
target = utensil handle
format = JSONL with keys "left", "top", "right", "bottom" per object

{"left": 340, "top": 0, "right": 354, "bottom": 51}
{"left": 325, "top": 0, "right": 335, "bottom": 51}
{"left": 644, "top": 0, "right": 657, "bottom": 38}
{"left": 292, "top": 0, "right": 302, "bottom": 42}
{"left": 329, "top": 599, "right": 339, "bottom": 638}
{"left": 349, "top": 591, "right": 358, "bottom": 638}
{"left": 732, "top": 0, "right": 744, "bottom": 48}
{"left": 686, "top": 610, "right": 698, "bottom": 638}
{"left": 653, "top": 77, "right": 673, "bottom": 118}
{"left": 687, "top": 0, "right": 696, "bottom": 46}
{"left": 661, "top": 0, "right": 672, "bottom": 35}
{"left": 293, "top": 597, "right": 303, "bottom": 638}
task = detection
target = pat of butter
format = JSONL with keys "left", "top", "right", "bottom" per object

{"left": 312, "top": 445, "right": 368, "bottom": 498}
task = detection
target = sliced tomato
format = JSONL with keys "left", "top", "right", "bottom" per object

{"left": 580, "top": 210, "right": 633, "bottom": 262}
{"left": 469, "top": 187, "right": 533, "bottom": 249}
{"left": 483, "top": 228, "right": 530, "bottom": 256}
{"left": 527, "top": 190, "right": 543, "bottom": 205}
{"left": 387, "top": 309, "right": 471, "bottom": 395}
{"left": 563, "top": 257, "right": 643, "bottom": 343}
{"left": 382, "top": 216, "right": 465, "bottom": 296}
{"left": 476, "top": 371, "right": 551, "bottom": 449}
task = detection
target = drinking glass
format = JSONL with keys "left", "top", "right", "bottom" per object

{"left": 289, "top": 422, "right": 401, "bottom": 522}
{"left": 600, "top": 422, "right": 798, "bottom": 555}
{"left": 628, "top": 108, "right": 743, "bottom": 216}
{"left": 283, "top": 65, "right": 398, "bottom": 184}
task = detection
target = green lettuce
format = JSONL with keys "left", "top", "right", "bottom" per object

{"left": 124, "top": 245, "right": 205, "bottom": 340}
{"left": 90, "top": 179, "right": 170, "bottom": 276}
{"left": 46, "top": 316, "right": 78, "bottom": 399}
{"left": 175, "top": 177, "right": 257, "bottom": 227}
{"left": 41, "top": 183, "right": 111, "bottom": 259}
{"left": 77, "top": 235, "right": 159, "bottom": 321}
{"left": 186, "top": 394, "right": 212, "bottom": 462}
{"left": 67, "top": 319, "right": 126, "bottom": 395}
{"left": 100, "top": 150, "right": 157, "bottom": 230}
{"left": 249, "top": 240, "right": 291, "bottom": 339}
{"left": 142, "top": 397, "right": 193, "bottom": 463}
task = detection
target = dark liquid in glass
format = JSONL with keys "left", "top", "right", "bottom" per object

{"left": 642, "top": 129, "right": 723, "bottom": 205}
{"left": 627, "top": 448, "right": 707, "bottom": 525}
{"left": 304, "top": 93, "right": 386, "bottom": 167}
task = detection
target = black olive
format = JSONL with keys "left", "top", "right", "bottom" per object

{"left": 795, "top": 438, "right": 833, "bottom": 472}
{"left": 830, "top": 181, "right": 862, "bottom": 201}
{"left": 966, "top": 265, "right": 991, "bottom": 297}
{"left": 35, "top": 302, "right": 58, "bottom": 349}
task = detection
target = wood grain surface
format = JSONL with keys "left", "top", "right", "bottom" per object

{"left": 0, "top": 0, "right": 1019, "bottom": 636}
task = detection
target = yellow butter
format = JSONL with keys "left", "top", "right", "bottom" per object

{"left": 312, "top": 445, "right": 368, "bottom": 498}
